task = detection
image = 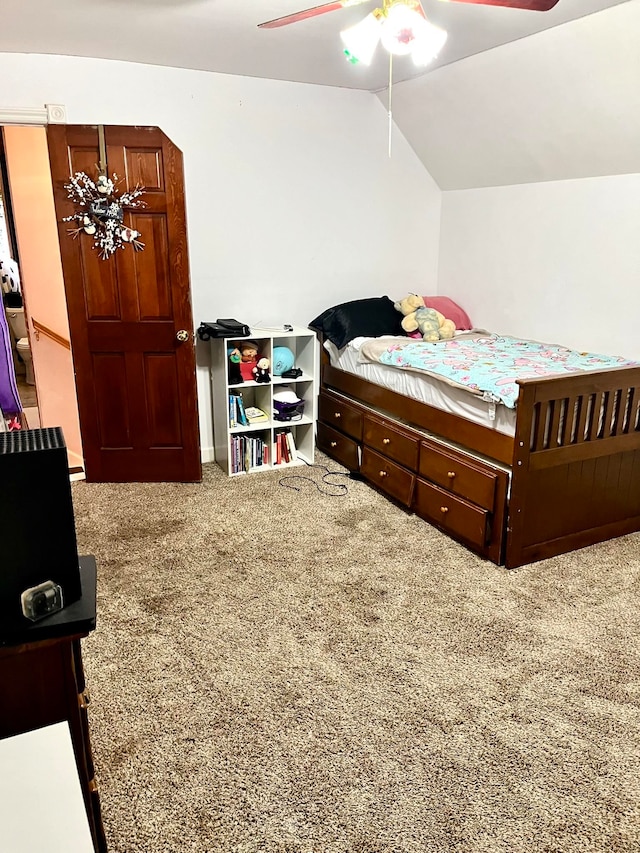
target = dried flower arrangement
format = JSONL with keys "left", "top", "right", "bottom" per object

{"left": 63, "top": 172, "right": 146, "bottom": 259}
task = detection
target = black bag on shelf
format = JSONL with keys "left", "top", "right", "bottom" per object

{"left": 197, "top": 319, "right": 250, "bottom": 341}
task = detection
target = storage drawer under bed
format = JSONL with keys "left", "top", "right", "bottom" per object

{"left": 413, "top": 477, "right": 490, "bottom": 550}
{"left": 419, "top": 438, "right": 498, "bottom": 511}
{"left": 364, "top": 414, "right": 419, "bottom": 471}
{"left": 360, "top": 447, "right": 415, "bottom": 507}
{"left": 319, "top": 392, "right": 363, "bottom": 441}
{"left": 317, "top": 421, "right": 360, "bottom": 471}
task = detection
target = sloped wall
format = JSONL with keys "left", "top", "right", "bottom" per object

{"left": 387, "top": 1, "right": 640, "bottom": 190}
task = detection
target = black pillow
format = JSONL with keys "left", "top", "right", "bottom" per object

{"left": 309, "top": 296, "right": 403, "bottom": 349}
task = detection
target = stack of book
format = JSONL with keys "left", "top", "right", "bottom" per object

{"left": 230, "top": 434, "right": 270, "bottom": 473}
{"left": 275, "top": 429, "right": 297, "bottom": 465}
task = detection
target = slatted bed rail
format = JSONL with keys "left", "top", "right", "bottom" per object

{"left": 506, "top": 366, "right": 640, "bottom": 568}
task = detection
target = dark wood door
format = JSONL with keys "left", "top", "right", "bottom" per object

{"left": 47, "top": 125, "right": 201, "bottom": 482}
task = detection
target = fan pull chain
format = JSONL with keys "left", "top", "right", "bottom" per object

{"left": 388, "top": 52, "right": 393, "bottom": 158}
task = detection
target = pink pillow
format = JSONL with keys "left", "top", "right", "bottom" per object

{"left": 423, "top": 296, "right": 472, "bottom": 331}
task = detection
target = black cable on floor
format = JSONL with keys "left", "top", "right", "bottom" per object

{"left": 278, "top": 459, "right": 350, "bottom": 496}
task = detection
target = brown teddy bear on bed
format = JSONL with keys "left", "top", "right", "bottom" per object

{"left": 394, "top": 294, "right": 456, "bottom": 342}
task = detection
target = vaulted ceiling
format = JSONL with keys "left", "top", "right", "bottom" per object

{"left": 1, "top": 0, "right": 637, "bottom": 188}
{"left": 381, "top": 0, "right": 640, "bottom": 188}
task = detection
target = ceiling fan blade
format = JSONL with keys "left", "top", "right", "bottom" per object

{"left": 444, "top": 0, "right": 560, "bottom": 10}
{"left": 258, "top": 0, "right": 371, "bottom": 30}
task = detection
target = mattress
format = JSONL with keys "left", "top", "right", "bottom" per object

{"left": 325, "top": 336, "right": 517, "bottom": 437}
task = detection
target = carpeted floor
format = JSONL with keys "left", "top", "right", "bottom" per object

{"left": 71, "top": 456, "right": 640, "bottom": 853}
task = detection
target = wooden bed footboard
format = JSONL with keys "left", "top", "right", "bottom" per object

{"left": 506, "top": 366, "right": 640, "bottom": 568}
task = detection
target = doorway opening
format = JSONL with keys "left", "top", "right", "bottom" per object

{"left": 0, "top": 131, "right": 39, "bottom": 429}
{"left": 0, "top": 124, "right": 84, "bottom": 474}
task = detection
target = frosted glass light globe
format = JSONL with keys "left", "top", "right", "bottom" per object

{"left": 380, "top": 4, "right": 424, "bottom": 56}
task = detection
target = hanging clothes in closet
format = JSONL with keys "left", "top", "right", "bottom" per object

{"left": 0, "top": 298, "right": 21, "bottom": 418}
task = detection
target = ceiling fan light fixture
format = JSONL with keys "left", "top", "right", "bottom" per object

{"left": 410, "top": 17, "right": 448, "bottom": 66}
{"left": 380, "top": 3, "right": 425, "bottom": 56}
{"left": 340, "top": 10, "right": 383, "bottom": 65}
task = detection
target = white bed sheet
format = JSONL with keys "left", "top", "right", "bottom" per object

{"left": 325, "top": 337, "right": 517, "bottom": 437}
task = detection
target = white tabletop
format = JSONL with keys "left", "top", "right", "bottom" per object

{"left": 0, "top": 722, "right": 95, "bottom": 852}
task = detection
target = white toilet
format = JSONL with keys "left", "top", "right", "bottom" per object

{"left": 5, "top": 306, "right": 35, "bottom": 385}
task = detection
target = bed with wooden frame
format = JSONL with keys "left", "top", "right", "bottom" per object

{"left": 314, "top": 320, "right": 640, "bottom": 569}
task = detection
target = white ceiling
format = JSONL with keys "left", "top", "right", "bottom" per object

{"left": 0, "top": 0, "right": 631, "bottom": 93}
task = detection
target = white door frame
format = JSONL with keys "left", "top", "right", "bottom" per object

{"left": 0, "top": 105, "right": 66, "bottom": 125}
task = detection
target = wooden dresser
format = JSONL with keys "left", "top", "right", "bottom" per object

{"left": 318, "top": 389, "right": 509, "bottom": 563}
{"left": 0, "top": 556, "right": 107, "bottom": 853}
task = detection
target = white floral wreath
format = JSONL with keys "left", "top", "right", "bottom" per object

{"left": 63, "top": 172, "right": 146, "bottom": 259}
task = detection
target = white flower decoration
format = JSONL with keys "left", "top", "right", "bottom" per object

{"left": 63, "top": 171, "right": 146, "bottom": 259}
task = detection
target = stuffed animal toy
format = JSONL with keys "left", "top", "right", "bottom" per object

{"left": 413, "top": 307, "right": 456, "bottom": 342}
{"left": 230, "top": 340, "right": 260, "bottom": 382}
{"left": 394, "top": 294, "right": 425, "bottom": 327}
{"left": 394, "top": 294, "right": 456, "bottom": 342}
{"left": 253, "top": 357, "right": 271, "bottom": 383}
{"left": 227, "top": 348, "right": 243, "bottom": 385}
{"left": 438, "top": 314, "right": 456, "bottom": 340}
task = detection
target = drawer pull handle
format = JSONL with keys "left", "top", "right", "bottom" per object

{"left": 447, "top": 471, "right": 456, "bottom": 479}
{"left": 79, "top": 689, "right": 91, "bottom": 709}
{"left": 330, "top": 441, "right": 337, "bottom": 448}
{"left": 334, "top": 412, "right": 341, "bottom": 419}
{"left": 382, "top": 437, "right": 391, "bottom": 445}
{"left": 379, "top": 470, "right": 388, "bottom": 478}
{"left": 440, "top": 506, "right": 449, "bottom": 514}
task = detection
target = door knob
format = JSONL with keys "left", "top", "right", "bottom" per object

{"left": 176, "top": 329, "right": 190, "bottom": 342}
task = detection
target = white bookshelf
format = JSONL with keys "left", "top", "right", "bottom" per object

{"left": 210, "top": 326, "right": 318, "bottom": 476}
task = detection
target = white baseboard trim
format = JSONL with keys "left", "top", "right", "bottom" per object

{"left": 200, "top": 445, "right": 215, "bottom": 464}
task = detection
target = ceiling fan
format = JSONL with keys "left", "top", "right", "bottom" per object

{"left": 259, "top": 0, "right": 560, "bottom": 154}
{"left": 259, "top": 0, "right": 560, "bottom": 31}
{"left": 258, "top": 0, "right": 560, "bottom": 68}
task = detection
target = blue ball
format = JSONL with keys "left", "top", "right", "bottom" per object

{"left": 271, "top": 346, "right": 295, "bottom": 376}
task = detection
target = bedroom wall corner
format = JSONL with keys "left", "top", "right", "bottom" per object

{"left": 437, "top": 173, "right": 640, "bottom": 360}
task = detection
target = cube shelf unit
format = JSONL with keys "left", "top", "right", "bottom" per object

{"left": 210, "top": 326, "right": 318, "bottom": 476}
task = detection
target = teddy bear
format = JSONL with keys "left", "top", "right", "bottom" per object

{"left": 394, "top": 294, "right": 456, "bottom": 342}
{"left": 394, "top": 294, "right": 425, "bottom": 328}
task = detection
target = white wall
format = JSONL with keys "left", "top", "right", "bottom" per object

{"left": 439, "top": 173, "right": 640, "bottom": 360}
{"left": 0, "top": 53, "right": 442, "bottom": 459}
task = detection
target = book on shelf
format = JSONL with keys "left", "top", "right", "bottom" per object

{"left": 244, "top": 406, "right": 269, "bottom": 424}
{"left": 275, "top": 429, "right": 297, "bottom": 464}
{"left": 235, "top": 393, "right": 249, "bottom": 426}
{"left": 229, "top": 393, "right": 249, "bottom": 427}
{"left": 286, "top": 429, "right": 297, "bottom": 462}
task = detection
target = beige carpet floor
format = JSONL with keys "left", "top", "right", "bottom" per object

{"left": 71, "top": 456, "right": 640, "bottom": 853}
